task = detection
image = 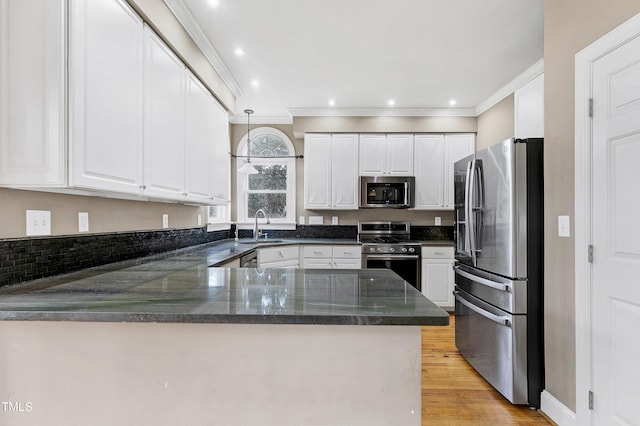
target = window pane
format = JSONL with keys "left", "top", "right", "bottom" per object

{"left": 248, "top": 165, "right": 287, "bottom": 190}
{"left": 247, "top": 193, "right": 287, "bottom": 218}
{"left": 249, "top": 134, "right": 290, "bottom": 157}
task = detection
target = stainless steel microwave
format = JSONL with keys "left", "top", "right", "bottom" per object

{"left": 359, "top": 176, "right": 415, "bottom": 208}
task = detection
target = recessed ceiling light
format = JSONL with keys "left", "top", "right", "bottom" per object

{"left": 449, "top": 99, "right": 457, "bottom": 106}
{"left": 234, "top": 48, "right": 244, "bottom": 57}
{"left": 207, "top": 0, "right": 220, "bottom": 7}
{"left": 328, "top": 99, "right": 335, "bottom": 106}
{"left": 388, "top": 99, "right": 395, "bottom": 107}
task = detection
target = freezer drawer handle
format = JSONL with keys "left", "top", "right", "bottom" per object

{"left": 454, "top": 292, "right": 511, "bottom": 327}
{"left": 454, "top": 267, "right": 511, "bottom": 292}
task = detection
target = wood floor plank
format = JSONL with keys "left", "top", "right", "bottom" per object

{"left": 422, "top": 314, "right": 551, "bottom": 425}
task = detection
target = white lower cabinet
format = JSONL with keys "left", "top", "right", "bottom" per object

{"left": 258, "top": 246, "right": 300, "bottom": 268}
{"left": 421, "top": 246, "right": 455, "bottom": 310}
{"left": 301, "top": 245, "right": 361, "bottom": 269}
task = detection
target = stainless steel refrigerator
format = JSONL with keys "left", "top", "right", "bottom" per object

{"left": 453, "top": 137, "right": 544, "bottom": 408}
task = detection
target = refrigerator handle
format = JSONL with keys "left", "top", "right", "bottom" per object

{"left": 473, "top": 162, "right": 485, "bottom": 254}
{"left": 464, "top": 160, "right": 474, "bottom": 258}
{"left": 454, "top": 266, "right": 511, "bottom": 292}
{"left": 467, "top": 159, "right": 477, "bottom": 264}
{"left": 454, "top": 291, "right": 511, "bottom": 327}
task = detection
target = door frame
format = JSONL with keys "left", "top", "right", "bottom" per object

{"left": 574, "top": 12, "right": 640, "bottom": 426}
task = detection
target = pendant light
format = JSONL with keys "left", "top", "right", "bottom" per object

{"left": 238, "top": 109, "right": 259, "bottom": 175}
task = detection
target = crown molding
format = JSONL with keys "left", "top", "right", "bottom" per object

{"left": 163, "top": 0, "right": 243, "bottom": 98}
{"left": 288, "top": 107, "right": 477, "bottom": 117}
{"left": 229, "top": 114, "right": 293, "bottom": 125}
{"left": 475, "top": 58, "right": 544, "bottom": 116}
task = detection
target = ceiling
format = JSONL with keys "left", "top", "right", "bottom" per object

{"left": 164, "top": 0, "right": 544, "bottom": 122}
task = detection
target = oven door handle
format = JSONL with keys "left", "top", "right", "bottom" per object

{"left": 454, "top": 291, "right": 511, "bottom": 327}
{"left": 454, "top": 266, "right": 511, "bottom": 292}
{"left": 364, "top": 254, "right": 420, "bottom": 260}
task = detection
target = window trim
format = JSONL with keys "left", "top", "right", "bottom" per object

{"left": 236, "top": 127, "right": 297, "bottom": 225}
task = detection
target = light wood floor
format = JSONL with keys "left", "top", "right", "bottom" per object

{"left": 422, "top": 314, "right": 551, "bottom": 425}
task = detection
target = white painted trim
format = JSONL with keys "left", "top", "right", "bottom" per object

{"left": 229, "top": 115, "right": 293, "bottom": 125}
{"left": 574, "top": 11, "right": 640, "bottom": 426}
{"left": 162, "top": 0, "right": 243, "bottom": 98}
{"left": 475, "top": 58, "right": 544, "bottom": 116}
{"left": 235, "top": 223, "right": 297, "bottom": 231}
{"left": 540, "top": 390, "right": 577, "bottom": 426}
{"left": 288, "top": 107, "right": 477, "bottom": 118}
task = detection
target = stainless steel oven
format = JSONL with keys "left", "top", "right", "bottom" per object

{"left": 358, "top": 222, "right": 421, "bottom": 290}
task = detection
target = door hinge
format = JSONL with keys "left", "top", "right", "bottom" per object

{"left": 588, "top": 390, "right": 594, "bottom": 410}
{"left": 588, "top": 245, "right": 594, "bottom": 263}
{"left": 588, "top": 98, "right": 594, "bottom": 118}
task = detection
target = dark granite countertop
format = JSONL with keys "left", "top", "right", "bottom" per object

{"left": 0, "top": 239, "right": 449, "bottom": 326}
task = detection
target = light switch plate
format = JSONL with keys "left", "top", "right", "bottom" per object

{"left": 26, "top": 210, "right": 51, "bottom": 236}
{"left": 78, "top": 212, "right": 89, "bottom": 233}
{"left": 309, "top": 216, "right": 323, "bottom": 225}
{"left": 558, "top": 215, "right": 570, "bottom": 237}
{"left": 162, "top": 214, "right": 169, "bottom": 229}
{"left": 197, "top": 214, "right": 202, "bottom": 227}
{"left": 299, "top": 216, "right": 305, "bottom": 225}
{"left": 435, "top": 216, "right": 441, "bottom": 226}
{"left": 332, "top": 216, "right": 338, "bottom": 225}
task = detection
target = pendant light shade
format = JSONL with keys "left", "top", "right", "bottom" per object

{"left": 238, "top": 109, "right": 259, "bottom": 175}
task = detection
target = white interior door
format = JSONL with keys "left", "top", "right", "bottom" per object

{"left": 591, "top": 33, "right": 640, "bottom": 425}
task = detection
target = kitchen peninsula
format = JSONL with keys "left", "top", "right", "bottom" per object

{"left": 0, "top": 240, "right": 448, "bottom": 425}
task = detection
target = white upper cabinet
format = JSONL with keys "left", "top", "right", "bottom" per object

{"left": 69, "top": 0, "right": 144, "bottom": 194}
{"left": 359, "top": 134, "right": 387, "bottom": 175}
{"left": 209, "top": 98, "right": 230, "bottom": 205}
{"left": 359, "top": 134, "right": 413, "bottom": 176}
{"left": 331, "top": 134, "right": 359, "bottom": 209}
{"left": 444, "top": 134, "right": 475, "bottom": 209}
{"left": 0, "top": 0, "right": 66, "bottom": 186}
{"left": 143, "top": 26, "right": 185, "bottom": 200}
{"left": 304, "top": 133, "right": 358, "bottom": 210}
{"left": 515, "top": 73, "right": 544, "bottom": 139}
{"left": 414, "top": 134, "right": 445, "bottom": 209}
{"left": 414, "top": 133, "right": 474, "bottom": 210}
{"left": 0, "top": 0, "right": 228, "bottom": 206}
{"left": 184, "top": 70, "right": 213, "bottom": 203}
{"left": 304, "top": 133, "right": 332, "bottom": 209}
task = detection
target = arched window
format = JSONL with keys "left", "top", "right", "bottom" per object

{"left": 236, "top": 127, "right": 296, "bottom": 225}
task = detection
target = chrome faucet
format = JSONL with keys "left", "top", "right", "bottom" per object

{"left": 253, "top": 209, "right": 270, "bottom": 240}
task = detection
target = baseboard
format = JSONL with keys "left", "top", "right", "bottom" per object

{"left": 540, "top": 390, "right": 577, "bottom": 426}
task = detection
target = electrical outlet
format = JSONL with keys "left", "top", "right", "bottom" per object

{"left": 309, "top": 216, "right": 323, "bottom": 225}
{"left": 197, "top": 214, "right": 202, "bottom": 227}
{"left": 435, "top": 216, "right": 441, "bottom": 226}
{"left": 558, "top": 215, "right": 570, "bottom": 237}
{"left": 332, "top": 216, "right": 338, "bottom": 225}
{"left": 78, "top": 212, "right": 89, "bottom": 233}
{"left": 299, "top": 216, "right": 305, "bottom": 225}
{"left": 162, "top": 214, "right": 169, "bottom": 229}
{"left": 26, "top": 210, "right": 51, "bottom": 236}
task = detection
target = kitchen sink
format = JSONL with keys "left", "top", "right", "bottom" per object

{"left": 238, "top": 239, "right": 284, "bottom": 245}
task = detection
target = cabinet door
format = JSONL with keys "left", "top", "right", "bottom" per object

{"left": 331, "top": 133, "right": 359, "bottom": 209}
{"left": 69, "top": 0, "right": 144, "bottom": 193}
{"left": 422, "top": 259, "right": 454, "bottom": 308}
{"left": 515, "top": 74, "right": 544, "bottom": 139}
{"left": 444, "top": 134, "right": 475, "bottom": 209}
{"left": 386, "top": 134, "right": 414, "bottom": 176}
{"left": 143, "top": 26, "right": 185, "bottom": 199}
{"left": 209, "top": 99, "right": 230, "bottom": 204}
{"left": 304, "top": 133, "right": 332, "bottom": 209}
{"left": 303, "top": 259, "right": 333, "bottom": 268}
{"left": 184, "top": 71, "right": 215, "bottom": 203}
{"left": 0, "top": 0, "right": 65, "bottom": 186}
{"left": 359, "top": 134, "right": 386, "bottom": 175}
{"left": 333, "top": 259, "right": 362, "bottom": 269}
{"left": 414, "top": 134, "right": 445, "bottom": 209}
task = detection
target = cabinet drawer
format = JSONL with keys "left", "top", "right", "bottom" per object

{"left": 302, "top": 246, "right": 333, "bottom": 258}
{"left": 258, "top": 246, "right": 299, "bottom": 264}
{"left": 422, "top": 246, "right": 454, "bottom": 259}
{"left": 332, "top": 245, "right": 361, "bottom": 259}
